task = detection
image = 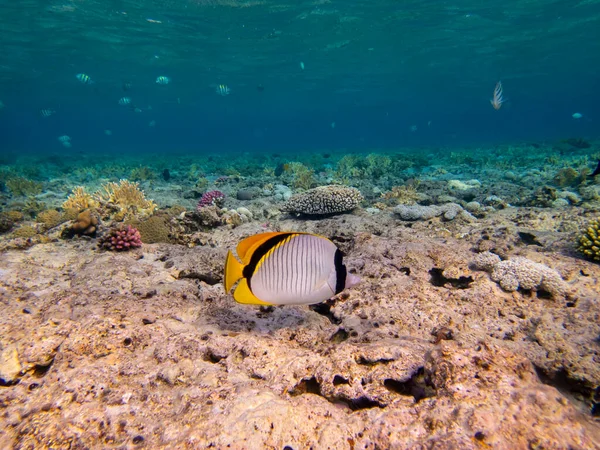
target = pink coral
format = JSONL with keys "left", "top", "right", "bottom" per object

{"left": 99, "top": 225, "right": 142, "bottom": 251}
{"left": 197, "top": 190, "right": 225, "bottom": 209}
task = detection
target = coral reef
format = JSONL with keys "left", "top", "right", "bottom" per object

{"left": 577, "top": 217, "right": 600, "bottom": 261}
{"left": 63, "top": 186, "right": 99, "bottom": 211}
{"left": 5, "top": 177, "right": 43, "bottom": 197}
{"left": 282, "top": 185, "right": 363, "bottom": 215}
{"left": 96, "top": 180, "right": 157, "bottom": 221}
{"left": 197, "top": 190, "right": 226, "bottom": 209}
{"left": 69, "top": 210, "right": 99, "bottom": 236}
{"left": 98, "top": 225, "right": 142, "bottom": 251}
{"left": 394, "top": 203, "right": 475, "bottom": 221}
{"left": 472, "top": 251, "right": 568, "bottom": 298}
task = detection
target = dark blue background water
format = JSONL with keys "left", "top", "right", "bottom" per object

{"left": 0, "top": 0, "right": 598, "bottom": 155}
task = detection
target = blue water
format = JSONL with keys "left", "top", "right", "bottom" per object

{"left": 0, "top": 0, "right": 599, "bottom": 155}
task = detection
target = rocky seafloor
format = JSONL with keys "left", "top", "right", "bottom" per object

{"left": 1, "top": 205, "right": 599, "bottom": 449}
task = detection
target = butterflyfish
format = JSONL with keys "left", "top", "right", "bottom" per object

{"left": 224, "top": 232, "right": 360, "bottom": 306}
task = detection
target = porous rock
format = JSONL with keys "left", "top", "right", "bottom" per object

{"left": 0, "top": 210, "right": 598, "bottom": 448}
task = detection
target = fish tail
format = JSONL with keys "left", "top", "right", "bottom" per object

{"left": 224, "top": 250, "right": 243, "bottom": 292}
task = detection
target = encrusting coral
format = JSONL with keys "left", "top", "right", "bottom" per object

{"left": 394, "top": 203, "right": 475, "bottom": 221}
{"left": 471, "top": 251, "right": 568, "bottom": 298}
{"left": 577, "top": 217, "right": 600, "bottom": 262}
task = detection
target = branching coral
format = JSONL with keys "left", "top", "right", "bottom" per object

{"left": 63, "top": 186, "right": 99, "bottom": 211}
{"left": 6, "top": 177, "right": 43, "bottom": 197}
{"left": 95, "top": 180, "right": 157, "bottom": 221}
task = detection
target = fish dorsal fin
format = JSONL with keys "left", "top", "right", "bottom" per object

{"left": 233, "top": 278, "right": 273, "bottom": 306}
{"left": 236, "top": 232, "right": 288, "bottom": 265}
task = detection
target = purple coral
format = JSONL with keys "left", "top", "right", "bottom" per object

{"left": 99, "top": 225, "right": 143, "bottom": 251}
{"left": 197, "top": 190, "right": 225, "bottom": 210}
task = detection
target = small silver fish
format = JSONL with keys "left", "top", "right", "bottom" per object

{"left": 118, "top": 97, "right": 131, "bottom": 106}
{"left": 76, "top": 73, "right": 92, "bottom": 84}
{"left": 58, "top": 135, "right": 72, "bottom": 148}
{"left": 224, "top": 232, "right": 360, "bottom": 306}
{"left": 156, "top": 76, "right": 170, "bottom": 85}
{"left": 216, "top": 84, "right": 231, "bottom": 96}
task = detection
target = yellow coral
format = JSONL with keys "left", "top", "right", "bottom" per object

{"left": 63, "top": 186, "right": 99, "bottom": 211}
{"left": 96, "top": 179, "right": 157, "bottom": 221}
{"left": 578, "top": 218, "right": 600, "bottom": 262}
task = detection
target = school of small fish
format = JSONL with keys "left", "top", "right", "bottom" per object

{"left": 2, "top": 68, "right": 582, "bottom": 150}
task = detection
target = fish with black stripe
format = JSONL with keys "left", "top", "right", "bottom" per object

{"left": 224, "top": 232, "right": 360, "bottom": 305}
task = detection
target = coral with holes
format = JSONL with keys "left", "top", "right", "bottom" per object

{"left": 282, "top": 185, "right": 363, "bottom": 215}
{"left": 472, "top": 251, "right": 568, "bottom": 297}
{"left": 577, "top": 217, "right": 600, "bottom": 262}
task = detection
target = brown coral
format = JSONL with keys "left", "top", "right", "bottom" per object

{"left": 71, "top": 210, "right": 99, "bottom": 236}
{"left": 36, "top": 209, "right": 65, "bottom": 229}
{"left": 128, "top": 215, "right": 171, "bottom": 244}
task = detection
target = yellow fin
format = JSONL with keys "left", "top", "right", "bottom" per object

{"left": 233, "top": 279, "right": 273, "bottom": 306}
{"left": 224, "top": 250, "right": 243, "bottom": 292}
{"left": 236, "top": 232, "right": 287, "bottom": 264}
